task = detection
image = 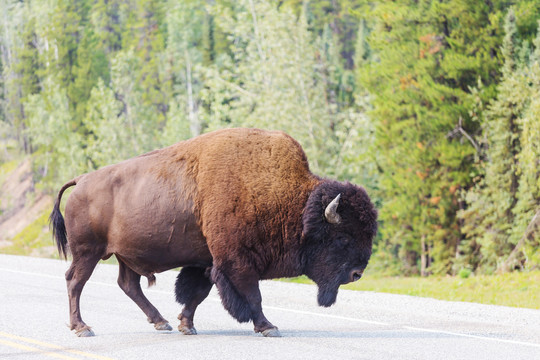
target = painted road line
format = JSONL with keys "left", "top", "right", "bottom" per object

{"left": 261, "top": 305, "right": 391, "bottom": 326}
{"left": 2, "top": 267, "right": 540, "bottom": 348}
{"left": 0, "top": 331, "right": 116, "bottom": 360}
{"left": 404, "top": 326, "right": 540, "bottom": 348}
{"left": 0, "top": 338, "right": 79, "bottom": 360}
{"left": 0, "top": 267, "right": 389, "bottom": 326}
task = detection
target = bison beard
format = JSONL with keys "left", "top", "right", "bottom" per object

{"left": 50, "top": 128, "right": 377, "bottom": 338}
{"left": 317, "top": 282, "right": 341, "bottom": 307}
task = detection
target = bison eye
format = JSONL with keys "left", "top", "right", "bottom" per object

{"left": 336, "top": 236, "right": 350, "bottom": 247}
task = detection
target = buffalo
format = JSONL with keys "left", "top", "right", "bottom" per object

{"left": 50, "top": 128, "right": 377, "bottom": 337}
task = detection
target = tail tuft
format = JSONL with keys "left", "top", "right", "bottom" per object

{"left": 49, "top": 179, "right": 78, "bottom": 259}
{"left": 50, "top": 200, "right": 68, "bottom": 259}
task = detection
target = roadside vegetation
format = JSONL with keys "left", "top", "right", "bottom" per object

{"left": 285, "top": 271, "right": 540, "bottom": 309}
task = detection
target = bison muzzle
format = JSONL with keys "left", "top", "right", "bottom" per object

{"left": 50, "top": 128, "right": 377, "bottom": 337}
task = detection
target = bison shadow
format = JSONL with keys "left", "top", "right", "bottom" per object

{"left": 189, "top": 329, "right": 453, "bottom": 339}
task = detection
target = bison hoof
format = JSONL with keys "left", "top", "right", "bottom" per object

{"left": 261, "top": 328, "right": 281, "bottom": 337}
{"left": 154, "top": 321, "right": 173, "bottom": 331}
{"left": 75, "top": 327, "right": 95, "bottom": 337}
{"left": 178, "top": 325, "right": 197, "bottom": 335}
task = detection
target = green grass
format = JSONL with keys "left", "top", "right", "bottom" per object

{"left": 2, "top": 212, "right": 60, "bottom": 259}
{"left": 0, "top": 158, "right": 19, "bottom": 176}
{"left": 283, "top": 271, "right": 540, "bottom": 309}
{"left": 0, "top": 158, "right": 21, "bottom": 195}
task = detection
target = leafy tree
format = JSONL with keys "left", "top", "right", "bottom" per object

{"left": 25, "top": 76, "right": 85, "bottom": 188}
{"left": 0, "top": 0, "right": 31, "bottom": 152}
{"left": 1, "top": 0, "right": 538, "bottom": 274}
{"left": 163, "top": 0, "right": 206, "bottom": 142}
{"left": 85, "top": 78, "right": 131, "bottom": 167}
{"left": 201, "top": 0, "right": 373, "bottom": 184}
{"left": 90, "top": 0, "right": 123, "bottom": 57}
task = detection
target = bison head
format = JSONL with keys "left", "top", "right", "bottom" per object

{"left": 301, "top": 181, "right": 377, "bottom": 307}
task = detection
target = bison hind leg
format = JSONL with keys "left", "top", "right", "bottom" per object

{"left": 211, "top": 267, "right": 252, "bottom": 323}
{"left": 175, "top": 267, "right": 213, "bottom": 334}
{"left": 175, "top": 267, "right": 212, "bottom": 305}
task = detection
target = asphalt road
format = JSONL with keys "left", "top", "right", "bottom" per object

{"left": 0, "top": 254, "right": 539, "bottom": 360}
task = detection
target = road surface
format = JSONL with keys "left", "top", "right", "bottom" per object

{"left": 0, "top": 254, "right": 538, "bottom": 360}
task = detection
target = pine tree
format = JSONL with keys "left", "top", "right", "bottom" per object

{"left": 84, "top": 78, "right": 129, "bottom": 167}
{"left": 25, "top": 76, "right": 85, "bottom": 188}
{"left": 0, "top": 1, "right": 32, "bottom": 153}
{"left": 122, "top": 0, "right": 169, "bottom": 125}
{"left": 163, "top": 0, "right": 206, "bottom": 141}
{"left": 513, "top": 24, "right": 540, "bottom": 268}
{"left": 90, "top": 0, "right": 123, "bottom": 57}
{"left": 358, "top": 0, "right": 522, "bottom": 275}
{"left": 461, "top": 12, "right": 540, "bottom": 272}
{"left": 70, "top": 27, "right": 109, "bottom": 124}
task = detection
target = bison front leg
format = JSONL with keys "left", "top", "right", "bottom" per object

{"left": 117, "top": 259, "right": 172, "bottom": 331}
{"left": 175, "top": 267, "right": 213, "bottom": 335}
{"left": 211, "top": 266, "right": 281, "bottom": 337}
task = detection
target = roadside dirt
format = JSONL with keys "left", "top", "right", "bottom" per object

{"left": 0, "top": 159, "right": 52, "bottom": 247}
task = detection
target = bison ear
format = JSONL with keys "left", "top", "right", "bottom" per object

{"left": 324, "top": 193, "right": 341, "bottom": 224}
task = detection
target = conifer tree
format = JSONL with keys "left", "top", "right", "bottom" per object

{"left": 512, "top": 24, "right": 540, "bottom": 268}
{"left": 0, "top": 1, "right": 31, "bottom": 152}
{"left": 358, "top": 0, "right": 518, "bottom": 275}
{"left": 461, "top": 12, "right": 540, "bottom": 272}
{"left": 460, "top": 10, "right": 527, "bottom": 272}
{"left": 163, "top": 0, "right": 205, "bottom": 141}
{"left": 1, "top": 0, "right": 538, "bottom": 273}
{"left": 90, "top": 0, "right": 123, "bottom": 56}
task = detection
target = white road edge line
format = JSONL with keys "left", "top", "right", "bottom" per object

{"left": 2, "top": 267, "right": 539, "bottom": 348}
{"left": 404, "top": 326, "right": 540, "bottom": 348}
{"left": 262, "top": 305, "right": 390, "bottom": 326}
{"left": 0, "top": 268, "right": 390, "bottom": 326}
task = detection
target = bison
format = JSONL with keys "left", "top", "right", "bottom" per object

{"left": 50, "top": 128, "right": 377, "bottom": 337}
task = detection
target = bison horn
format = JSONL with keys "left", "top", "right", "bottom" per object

{"left": 324, "top": 193, "right": 341, "bottom": 224}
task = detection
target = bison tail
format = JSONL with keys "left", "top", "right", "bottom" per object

{"left": 147, "top": 274, "right": 156, "bottom": 287}
{"left": 49, "top": 178, "right": 78, "bottom": 259}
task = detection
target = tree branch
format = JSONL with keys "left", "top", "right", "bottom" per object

{"left": 446, "top": 116, "right": 480, "bottom": 154}
{"left": 499, "top": 209, "right": 540, "bottom": 273}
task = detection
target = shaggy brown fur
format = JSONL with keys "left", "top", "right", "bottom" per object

{"left": 50, "top": 128, "right": 377, "bottom": 337}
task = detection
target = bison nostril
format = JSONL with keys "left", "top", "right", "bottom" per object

{"left": 350, "top": 270, "right": 363, "bottom": 282}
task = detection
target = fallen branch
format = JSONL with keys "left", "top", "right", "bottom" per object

{"left": 446, "top": 117, "right": 480, "bottom": 154}
{"left": 499, "top": 209, "right": 540, "bottom": 273}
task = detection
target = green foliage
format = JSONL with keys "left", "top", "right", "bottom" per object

{"left": 25, "top": 76, "right": 86, "bottom": 189}
{"left": 284, "top": 270, "right": 540, "bottom": 309}
{"left": 201, "top": 0, "right": 374, "bottom": 184}
{"left": 1, "top": 0, "right": 539, "bottom": 277}
{"left": 460, "top": 11, "right": 540, "bottom": 272}
{"left": 2, "top": 211, "right": 58, "bottom": 258}
{"left": 85, "top": 78, "right": 131, "bottom": 167}
{"left": 458, "top": 268, "right": 472, "bottom": 279}
{"left": 358, "top": 1, "right": 540, "bottom": 275}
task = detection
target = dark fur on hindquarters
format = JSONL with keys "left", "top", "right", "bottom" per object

{"left": 175, "top": 267, "right": 213, "bottom": 305}
{"left": 210, "top": 267, "right": 252, "bottom": 323}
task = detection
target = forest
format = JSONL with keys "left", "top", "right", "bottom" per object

{"left": 1, "top": 0, "right": 539, "bottom": 277}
